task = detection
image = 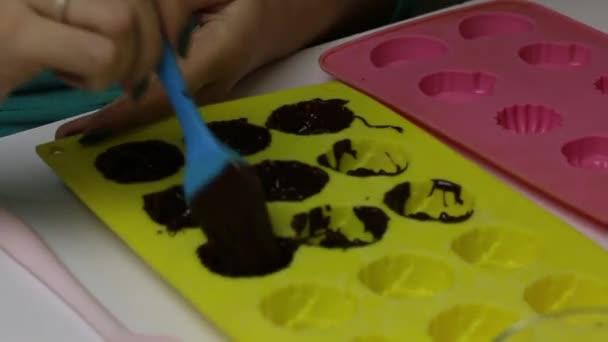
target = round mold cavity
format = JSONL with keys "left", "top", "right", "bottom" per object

{"left": 359, "top": 254, "right": 453, "bottom": 298}
{"left": 419, "top": 71, "right": 496, "bottom": 103}
{"left": 524, "top": 275, "right": 608, "bottom": 314}
{"left": 428, "top": 304, "right": 519, "bottom": 342}
{"left": 317, "top": 139, "right": 409, "bottom": 177}
{"left": 260, "top": 284, "right": 357, "bottom": 331}
{"left": 451, "top": 227, "right": 538, "bottom": 269}
{"left": 370, "top": 36, "right": 448, "bottom": 68}
{"left": 384, "top": 179, "right": 475, "bottom": 223}
{"left": 519, "top": 42, "right": 592, "bottom": 69}
{"left": 289, "top": 205, "right": 389, "bottom": 249}
{"left": 562, "top": 136, "right": 608, "bottom": 171}
{"left": 496, "top": 104, "right": 562, "bottom": 134}
{"left": 595, "top": 76, "right": 608, "bottom": 95}
{"left": 459, "top": 13, "right": 534, "bottom": 40}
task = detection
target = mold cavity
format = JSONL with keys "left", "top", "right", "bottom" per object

{"left": 562, "top": 136, "right": 608, "bottom": 171}
{"left": 496, "top": 104, "right": 562, "bottom": 134}
{"left": 94, "top": 140, "right": 184, "bottom": 183}
{"left": 290, "top": 205, "right": 389, "bottom": 249}
{"left": 370, "top": 36, "right": 448, "bottom": 68}
{"left": 595, "top": 76, "right": 608, "bottom": 95}
{"left": 452, "top": 227, "right": 538, "bottom": 269}
{"left": 254, "top": 160, "right": 330, "bottom": 201}
{"left": 208, "top": 118, "right": 271, "bottom": 156}
{"left": 519, "top": 43, "right": 591, "bottom": 69}
{"left": 143, "top": 185, "right": 196, "bottom": 234}
{"left": 260, "top": 284, "right": 357, "bottom": 331}
{"left": 419, "top": 71, "right": 496, "bottom": 103}
{"left": 317, "top": 139, "right": 409, "bottom": 177}
{"left": 384, "top": 179, "right": 475, "bottom": 223}
{"left": 459, "top": 13, "right": 534, "bottom": 40}
{"left": 428, "top": 305, "right": 519, "bottom": 342}
{"left": 359, "top": 254, "right": 453, "bottom": 298}
{"left": 266, "top": 98, "right": 403, "bottom": 135}
{"left": 524, "top": 275, "right": 608, "bottom": 314}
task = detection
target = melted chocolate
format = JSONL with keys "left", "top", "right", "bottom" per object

{"left": 384, "top": 181, "right": 473, "bottom": 223}
{"left": 143, "top": 185, "right": 196, "bottom": 234}
{"left": 190, "top": 163, "right": 292, "bottom": 277}
{"left": 95, "top": 140, "right": 184, "bottom": 183}
{"left": 208, "top": 118, "right": 271, "bottom": 156}
{"left": 266, "top": 98, "right": 403, "bottom": 135}
{"left": 254, "top": 160, "right": 330, "bottom": 201}
{"left": 317, "top": 139, "right": 407, "bottom": 177}
{"left": 290, "top": 205, "right": 388, "bottom": 249}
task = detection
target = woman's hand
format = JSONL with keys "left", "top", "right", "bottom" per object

{"left": 0, "top": 0, "right": 190, "bottom": 100}
{"left": 55, "top": 0, "right": 393, "bottom": 140}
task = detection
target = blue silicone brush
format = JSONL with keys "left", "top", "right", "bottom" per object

{"left": 156, "top": 41, "right": 286, "bottom": 276}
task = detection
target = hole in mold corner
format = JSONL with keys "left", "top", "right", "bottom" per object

{"left": 452, "top": 227, "right": 538, "bottom": 269}
{"left": 459, "top": 13, "right": 534, "bottom": 40}
{"left": 51, "top": 147, "right": 64, "bottom": 156}
{"left": 419, "top": 71, "right": 496, "bottom": 103}
{"left": 260, "top": 284, "right": 357, "bottom": 331}
{"left": 428, "top": 304, "right": 519, "bottom": 342}
{"left": 524, "top": 275, "right": 608, "bottom": 314}
{"left": 595, "top": 76, "right": 608, "bottom": 95}
{"left": 317, "top": 139, "right": 409, "bottom": 177}
{"left": 359, "top": 254, "right": 453, "bottom": 298}
{"left": 288, "top": 205, "right": 390, "bottom": 249}
{"left": 519, "top": 42, "right": 591, "bottom": 69}
{"left": 562, "top": 136, "right": 608, "bottom": 172}
{"left": 496, "top": 105, "right": 562, "bottom": 134}
{"left": 370, "top": 36, "right": 448, "bottom": 68}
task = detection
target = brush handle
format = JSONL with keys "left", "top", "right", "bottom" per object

{"left": 0, "top": 208, "right": 127, "bottom": 340}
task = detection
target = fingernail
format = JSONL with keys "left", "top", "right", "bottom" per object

{"left": 130, "top": 77, "right": 150, "bottom": 101}
{"left": 177, "top": 26, "right": 193, "bottom": 58}
{"left": 78, "top": 129, "right": 113, "bottom": 146}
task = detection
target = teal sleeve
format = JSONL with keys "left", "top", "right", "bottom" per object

{"left": 0, "top": 71, "right": 122, "bottom": 137}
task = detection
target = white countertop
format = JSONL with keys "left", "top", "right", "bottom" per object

{"left": 1, "top": 1, "right": 607, "bottom": 341}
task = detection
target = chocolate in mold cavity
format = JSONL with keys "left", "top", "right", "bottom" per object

{"left": 208, "top": 118, "right": 271, "bottom": 156}
{"left": 289, "top": 205, "right": 389, "bottom": 249}
{"left": 95, "top": 140, "right": 184, "bottom": 183}
{"left": 197, "top": 238, "right": 298, "bottom": 277}
{"left": 384, "top": 180, "right": 474, "bottom": 223}
{"left": 254, "top": 160, "right": 330, "bottom": 201}
{"left": 265, "top": 98, "right": 403, "bottom": 135}
{"left": 143, "top": 185, "right": 196, "bottom": 234}
{"left": 317, "top": 139, "right": 408, "bottom": 177}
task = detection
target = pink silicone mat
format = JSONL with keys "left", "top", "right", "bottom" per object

{"left": 320, "top": 0, "right": 608, "bottom": 226}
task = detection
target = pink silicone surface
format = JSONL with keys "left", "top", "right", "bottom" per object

{"left": 320, "top": 0, "right": 608, "bottom": 226}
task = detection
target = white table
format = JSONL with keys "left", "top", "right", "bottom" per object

{"left": 0, "top": 1, "right": 606, "bottom": 341}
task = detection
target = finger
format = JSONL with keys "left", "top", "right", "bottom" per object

{"left": 13, "top": 14, "right": 117, "bottom": 89}
{"left": 155, "top": 0, "right": 192, "bottom": 55}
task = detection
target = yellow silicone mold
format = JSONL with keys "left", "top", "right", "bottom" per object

{"left": 36, "top": 82, "right": 608, "bottom": 341}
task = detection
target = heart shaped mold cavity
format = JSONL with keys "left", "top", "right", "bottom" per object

{"left": 595, "top": 76, "right": 608, "bottom": 95}
{"left": 519, "top": 43, "right": 591, "bottom": 69}
{"left": 524, "top": 275, "right": 608, "bottom": 314}
{"left": 260, "top": 284, "right": 357, "bottom": 331}
{"left": 254, "top": 160, "right": 330, "bottom": 201}
{"left": 384, "top": 179, "right": 475, "bottom": 223}
{"left": 428, "top": 305, "right": 519, "bottom": 342}
{"left": 359, "top": 254, "right": 453, "bottom": 298}
{"left": 419, "top": 71, "right": 496, "bottom": 103}
{"left": 370, "top": 36, "right": 448, "bottom": 68}
{"left": 317, "top": 139, "right": 409, "bottom": 177}
{"left": 562, "top": 136, "right": 608, "bottom": 171}
{"left": 459, "top": 13, "right": 534, "bottom": 40}
{"left": 451, "top": 227, "right": 538, "bottom": 269}
{"left": 496, "top": 104, "right": 562, "bottom": 134}
{"left": 290, "top": 205, "right": 389, "bottom": 249}
{"left": 143, "top": 185, "right": 196, "bottom": 234}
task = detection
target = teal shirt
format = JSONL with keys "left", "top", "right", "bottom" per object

{"left": 0, "top": 0, "right": 464, "bottom": 137}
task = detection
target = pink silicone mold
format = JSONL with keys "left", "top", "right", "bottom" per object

{"left": 320, "top": 0, "right": 608, "bottom": 225}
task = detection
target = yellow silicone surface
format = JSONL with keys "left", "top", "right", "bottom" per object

{"left": 36, "top": 82, "right": 608, "bottom": 341}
